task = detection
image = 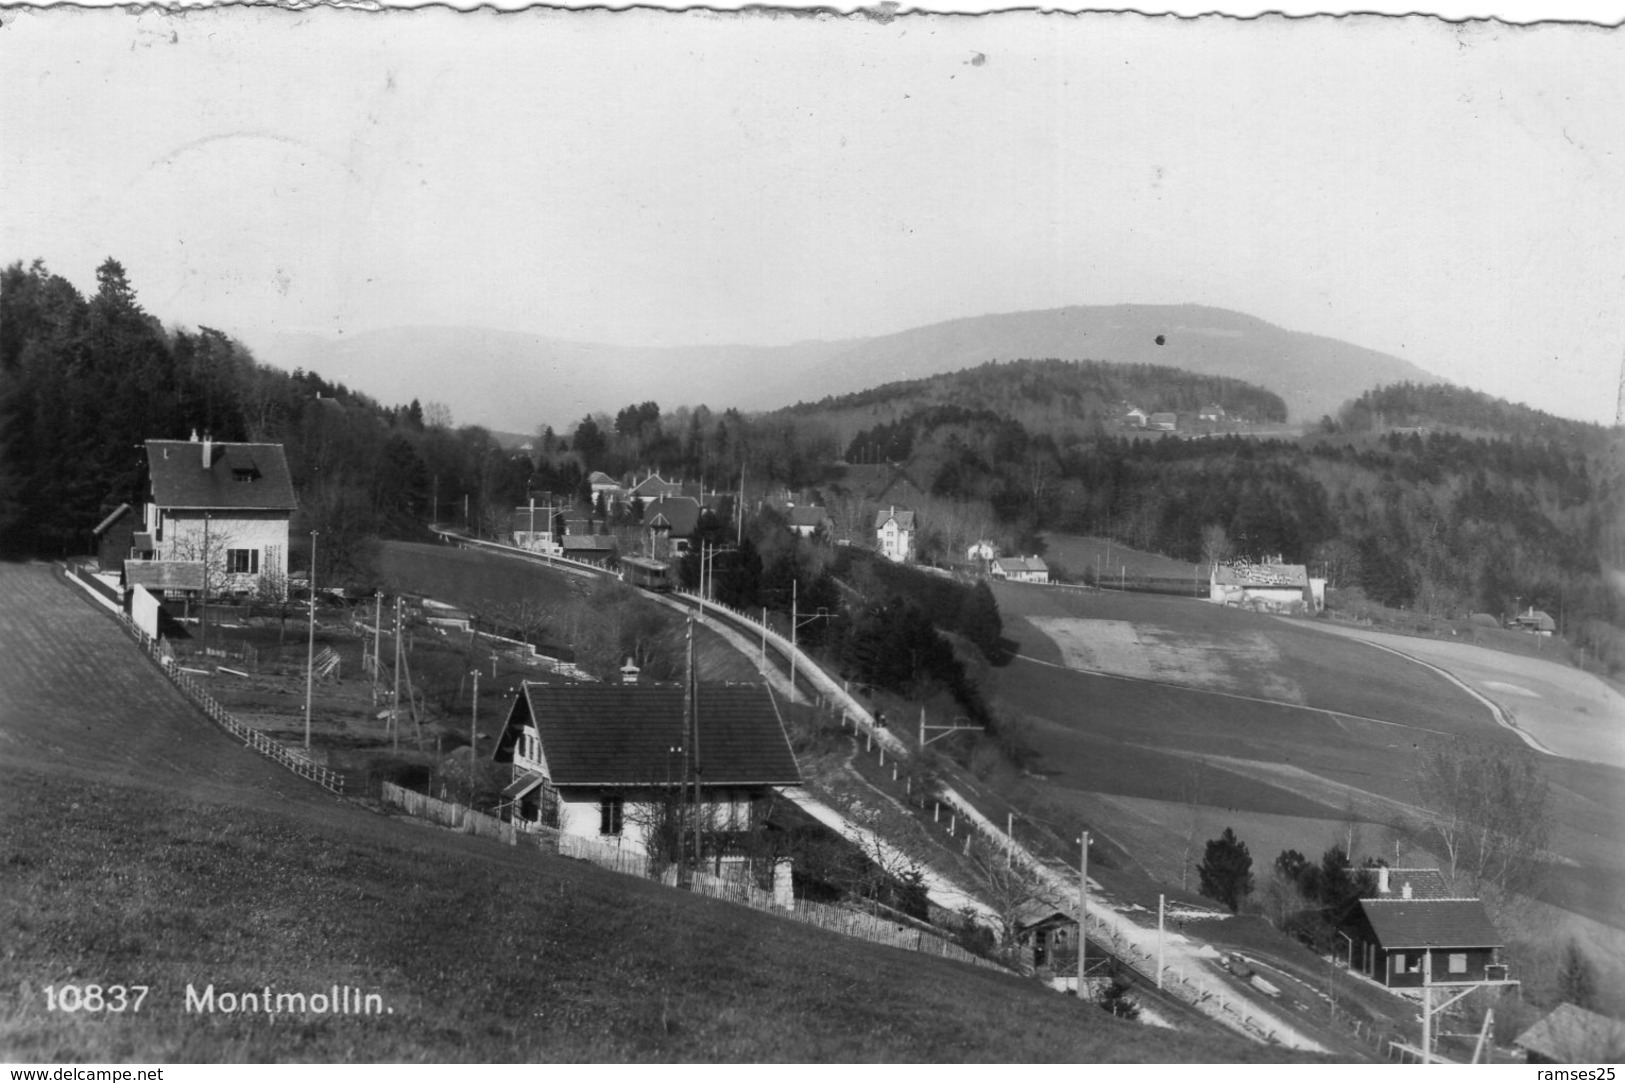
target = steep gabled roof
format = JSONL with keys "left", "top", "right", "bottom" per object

{"left": 995, "top": 556, "right": 1048, "bottom": 575}
{"left": 1358, "top": 898, "right": 1502, "bottom": 950}
{"left": 146, "top": 440, "right": 297, "bottom": 512}
{"left": 1515, "top": 1003, "right": 1625, "bottom": 1063}
{"left": 507, "top": 682, "right": 800, "bottom": 787}
{"left": 786, "top": 505, "right": 830, "bottom": 529}
{"left": 1364, "top": 868, "right": 1454, "bottom": 901}
{"left": 644, "top": 496, "right": 701, "bottom": 538}
{"left": 1212, "top": 561, "right": 1308, "bottom": 588}
{"left": 874, "top": 506, "right": 915, "bottom": 531}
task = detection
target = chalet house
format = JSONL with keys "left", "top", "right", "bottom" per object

{"left": 992, "top": 555, "right": 1049, "bottom": 584}
{"left": 628, "top": 472, "right": 700, "bottom": 503}
{"left": 1514, "top": 1004, "right": 1625, "bottom": 1064}
{"left": 785, "top": 504, "right": 832, "bottom": 539}
{"left": 1122, "top": 406, "right": 1149, "bottom": 428}
{"left": 1148, "top": 412, "right": 1178, "bottom": 432}
{"left": 874, "top": 506, "right": 915, "bottom": 563}
{"left": 1510, "top": 607, "right": 1557, "bottom": 636}
{"left": 1013, "top": 902, "right": 1078, "bottom": 972}
{"left": 643, "top": 496, "right": 702, "bottom": 557}
{"left": 966, "top": 540, "right": 998, "bottom": 563}
{"left": 492, "top": 681, "right": 801, "bottom": 854}
{"left": 1210, "top": 557, "right": 1325, "bottom": 614}
{"left": 122, "top": 434, "right": 297, "bottom": 599}
{"left": 1339, "top": 868, "right": 1506, "bottom": 989}
{"left": 560, "top": 535, "right": 618, "bottom": 565}
{"left": 1197, "top": 404, "right": 1227, "bottom": 423}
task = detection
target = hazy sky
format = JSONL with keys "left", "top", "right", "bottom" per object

{"left": 4, "top": 7, "right": 1623, "bottom": 423}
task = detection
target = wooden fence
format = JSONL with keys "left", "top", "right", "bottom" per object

{"left": 67, "top": 564, "right": 350, "bottom": 796}
{"left": 379, "top": 783, "right": 1004, "bottom": 972}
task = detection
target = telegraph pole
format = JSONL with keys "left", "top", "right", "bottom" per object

{"left": 469, "top": 666, "right": 480, "bottom": 805}
{"left": 392, "top": 596, "right": 404, "bottom": 751}
{"left": 1078, "top": 832, "right": 1090, "bottom": 1000}
{"left": 304, "top": 530, "right": 317, "bottom": 751}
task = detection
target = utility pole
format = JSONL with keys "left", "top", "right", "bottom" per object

{"left": 1157, "top": 894, "right": 1166, "bottom": 989}
{"left": 304, "top": 530, "right": 317, "bottom": 751}
{"left": 789, "top": 578, "right": 798, "bottom": 696}
{"left": 200, "top": 512, "right": 211, "bottom": 651}
{"left": 371, "top": 592, "right": 383, "bottom": 706}
{"left": 469, "top": 666, "right": 480, "bottom": 806}
{"left": 680, "top": 614, "right": 695, "bottom": 888}
{"left": 690, "top": 619, "right": 703, "bottom": 880}
{"left": 1077, "top": 831, "right": 1090, "bottom": 1000}
{"left": 392, "top": 596, "right": 403, "bottom": 752}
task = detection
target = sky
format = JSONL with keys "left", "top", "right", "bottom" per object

{"left": 3, "top": 6, "right": 1623, "bottom": 424}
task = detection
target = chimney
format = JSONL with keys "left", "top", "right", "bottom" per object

{"left": 1401, "top": 881, "right": 1413, "bottom": 900}
{"left": 189, "top": 428, "right": 200, "bottom": 443}
{"left": 620, "top": 657, "right": 640, "bottom": 685}
{"left": 201, "top": 433, "right": 213, "bottom": 469}
{"left": 1378, "top": 867, "right": 1390, "bottom": 894}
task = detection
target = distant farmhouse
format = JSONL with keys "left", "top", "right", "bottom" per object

{"left": 1148, "top": 412, "right": 1178, "bottom": 432}
{"left": 1510, "top": 607, "right": 1557, "bottom": 636}
{"left": 1197, "top": 404, "right": 1227, "bottom": 423}
{"left": 1122, "top": 406, "right": 1149, "bottom": 428}
{"left": 491, "top": 680, "right": 800, "bottom": 854}
{"left": 1338, "top": 867, "right": 1507, "bottom": 990}
{"left": 992, "top": 555, "right": 1049, "bottom": 584}
{"left": 1210, "top": 556, "right": 1325, "bottom": 614}
{"left": 785, "top": 503, "right": 832, "bottom": 539}
{"left": 874, "top": 505, "right": 916, "bottom": 563}
{"left": 102, "top": 433, "right": 297, "bottom": 600}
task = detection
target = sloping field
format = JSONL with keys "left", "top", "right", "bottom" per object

{"left": 2, "top": 563, "right": 1293, "bottom": 1063}
{"left": 1297, "top": 621, "right": 1625, "bottom": 770}
{"left": 990, "top": 582, "right": 1625, "bottom": 929}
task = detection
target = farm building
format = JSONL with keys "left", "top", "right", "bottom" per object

{"left": 1148, "top": 412, "right": 1178, "bottom": 431}
{"left": 785, "top": 504, "right": 832, "bottom": 539}
{"left": 1209, "top": 558, "right": 1325, "bottom": 614}
{"left": 992, "top": 555, "right": 1050, "bottom": 584}
{"left": 491, "top": 681, "right": 800, "bottom": 855}
{"left": 643, "top": 495, "right": 703, "bottom": 557}
{"left": 588, "top": 471, "right": 624, "bottom": 507}
{"left": 116, "top": 434, "right": 297, "bottom": 599}
{"left": 1338, "top": 868, "right": 1506, "bottom": 989}
{"left": 875, "top": 506, "right": 916, "bottom": 563}
{"left": 1510, "top": 607, "right": 1557, "bottom": 636}
{"left": 1197, "top": 404, "right": 1227, "bottom": 423}
{"left": 509, "top": 500, "right": 560, "bottom": 553}
{"left": 1514, "top": 1003, "right": 1625, "bottom": 1064}
{"left": 1122, "top": 406, "right": 1149, "bottom": 428}
{"left": 1013, "top": 902, "right": 1078, "bottom": 972}
{"left": 560, "top": 535, "right": 618, "bottom": 565}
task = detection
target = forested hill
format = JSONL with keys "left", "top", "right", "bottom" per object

{"left": 1334, "top": 382, "right": 1610, "bottom": 446}
{"left": 780, "top": 358, "right": 1289, "bottom": 447}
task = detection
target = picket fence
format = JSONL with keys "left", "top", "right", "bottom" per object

{"left": 378, "top": 782, "right": 1004, "bottom": 972}
{"left": 63, "top": 563, "right": 350, "bottom": 795}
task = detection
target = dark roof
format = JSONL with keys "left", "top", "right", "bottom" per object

{"left": 1365, "top": 868, "right": 1454, "bottom": 901}
{"left": 1212, "top": 561, "right": 1308, "bottom": 588}
{"left": 1359, "top": 898, "right": 1502, "bottom": 949}
{"left": 146, "top": 440, "right": 297, "bottom": 512}
{"left": 786, "top": 505, "right": 830, "bottom": 529}
{"left": 561, "top": 535, "right": 617, "bottom": 552}
{"left": 125, "top": 560, "right": 205, "bottom": 591}
{"left": 1515, "top": 1003, "right": 1625, "bottom": 1063}
{"left": 995, "top": 556, "right": 1048, "bottom": 575}
{"left": 875, "top": 506, "right": 916, "bottom": 530}
{"left": 507, "top": 682, "right": 799, "bottom": 786}
{"left": 644, "top": 496, "right": 701, "bottom": 537}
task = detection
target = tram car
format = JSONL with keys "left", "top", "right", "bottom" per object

{"left": 621, "top": 556, "right": 674, "bottom": 593}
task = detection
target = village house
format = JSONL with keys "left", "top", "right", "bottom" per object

{"left": 113, "top": 433, "right": 297, "bottom": 599}
{"left": 874, "top": 505, "right": 915, "bottom": 563}
{"left": 785, "top": 504, "right": 832, "bottom": 539}
{"left": 991, "top": 555, "right": 1049, "bottom": 584}
{"left": 1122, "top": 406, "right": 1149, "bottom": 429}
{"left": 491, "top": 680, "right": 801, "bottom": 855}
{"left": 643, "top": 495, "right": 703, "bottom": 558}
{"left": 1509, "top": 607, "right": 1557, "bottom": 636}
{"left": 1012, "top": 902, "right": 1078, "bottom": 972}
{"left": 1147, "top": 412, "right": 1178, "bottom": 432}
{"left": 1338, "top": 867, "right": 1507, "bottom": 989}
{"left": 627, "top": 471, "right": 701, "bottom": 503}
{"left": 588, "top": 471, "right": 625, "bottom": 509}
{"left": 560, "top": 534, "right": 618, "bottom": 565}
{"left": 1514, "top": 1003, "right": 1625, "bottom": 1064}
{"left": 509, "top": 499, "right": 560, "bottom": 553}
{"left": 1209, "top": 556, "right": 1325, "bottom": 614}
{"left": 1197, "top": 404, "right": 1228, "bottom": 423}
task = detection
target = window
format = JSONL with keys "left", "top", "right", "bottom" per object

{"left": 599, "top": 795, "right": 624, "bottom": 836}
{"left": 1448, "top": 953, "right": 1467, "bottom": 974}
{"left": 226, "top": 548, "right": 260, "bottom": 575}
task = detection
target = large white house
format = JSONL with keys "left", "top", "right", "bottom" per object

{"left": 1209, "top": 557, "right": 1325, "bottom": 613}
{"left": 874, "top": 505, "right": 916, "bottom": 563}
{"left": 126, "top": 434, "right": 297, "bottom": 597}
{"left": 491, "top": 680, "right": 801, "bottom": 855}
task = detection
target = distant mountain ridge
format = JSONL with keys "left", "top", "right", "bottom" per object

{"left": 240, "top": 304, "right": 1441, "bottom": 432}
